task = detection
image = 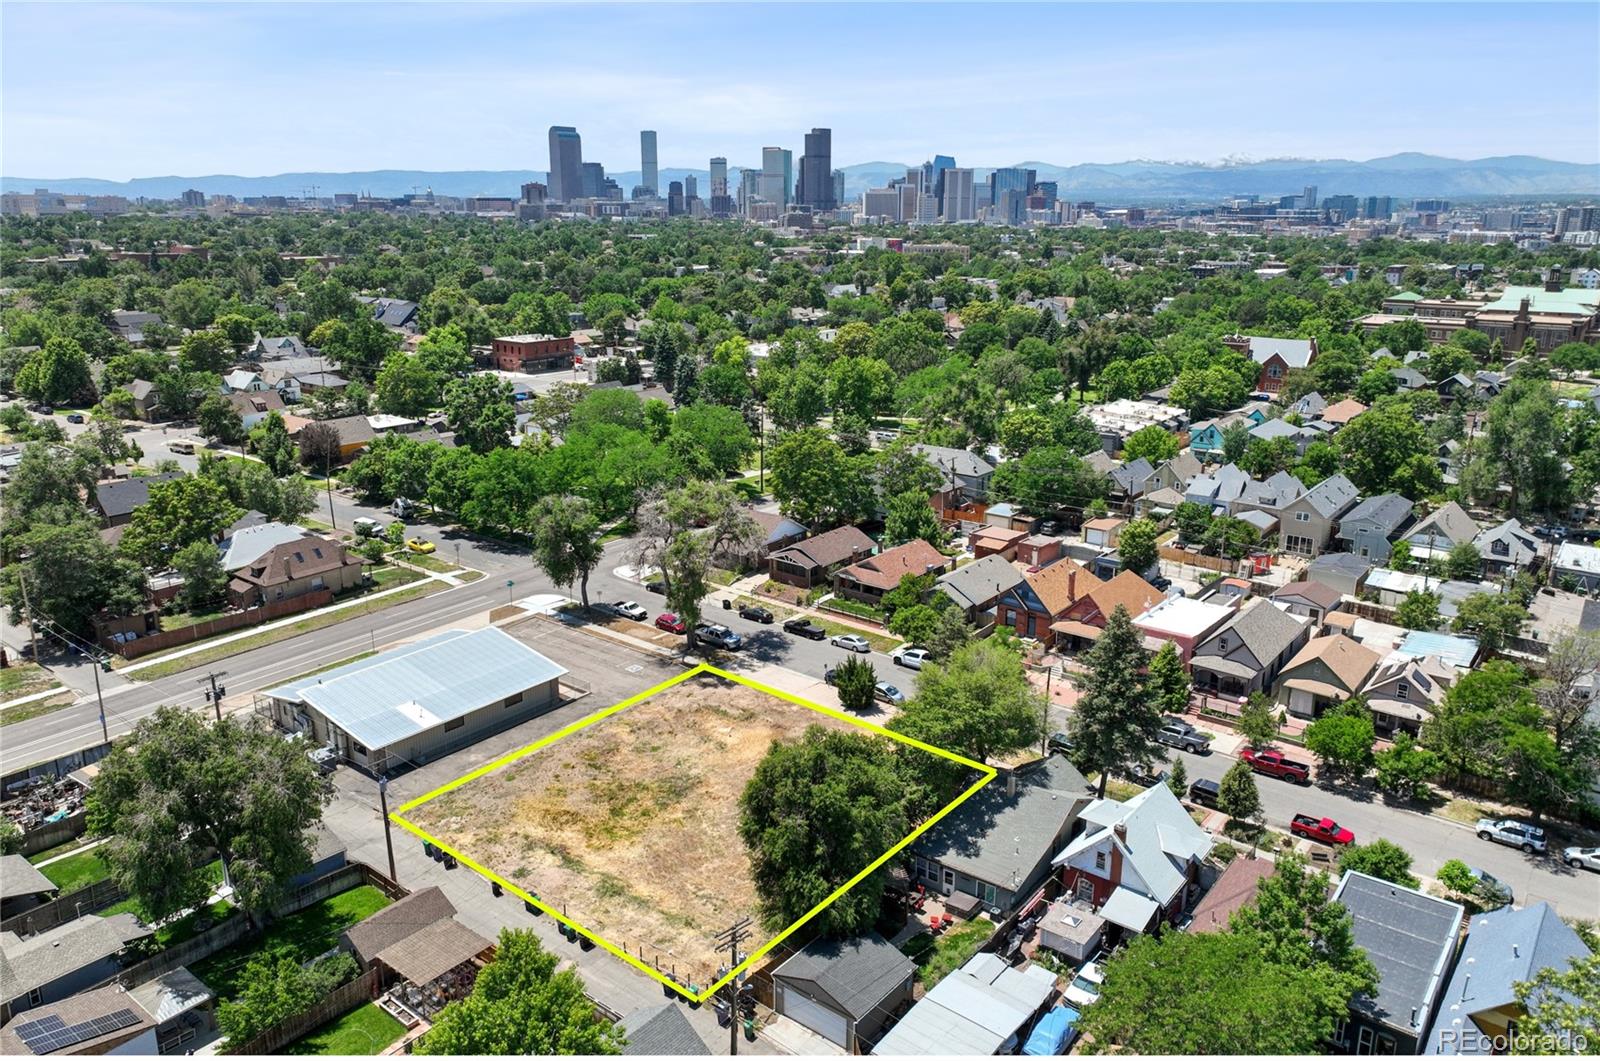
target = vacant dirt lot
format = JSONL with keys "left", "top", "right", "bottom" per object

{"left": 406, "top": 674, "right": 858, "bottom": 989}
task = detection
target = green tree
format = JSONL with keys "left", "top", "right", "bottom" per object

{"left": 119, "top": 475, "right": 241, "bottom": 570}
{"left": 374, "top": 350, "right": 442, "bottom": 416}
{"left": 444, "top": 374, "right": 516, "bottom": 454}
{"left": 415, "top": 929, "right": 621, "bottom": 1055}
{"left": 739, "top": 728, "right": 911, "bottom": 936}
{"left": 998, "top": 408, "right": 1055, "bottom": 458}
{"left": 883, "top": 489, "right": 943, "bottom": 547}
{"left": 15, "top": 336, "right": 95, "bottom": 405}
{"left": 1444, "top": 540, "right": 1484, "bottom": 580}
{"left": 250, "top": 412, "right": 297, "bottom": 475}
{"left": 668, "top": 403, "right": 752, "bottom": 477}
{"left": 528, "top": 495, "right": 604, "bottom": 609}
{"left": 1302, "top": 710, "right": 1376, "bottom": 779}
{"left": 1217, "top": 759, "right": 1263, "bottom": 829}
{"left": 631, "top": 481, "right": 760, "bottom": 637}
{"left": 1337, "top": 404, "right": 1436, "bottom": 495}
{"left": 1395, "top": 589, "right": 1442, "bottom": 631}
{"left": 218, "top": 952, "right": 358, "bottom": 1047}
{"left": 1511, "top": 952, "right": 1600, "bottom": 1054}
{"left": 1121, "top": 424, "right": 1180, "bottom": 464}
{"left": 87, "top": 706, "right": 330, "bottom": 921}
{"left": 164, "top": 278, "right": 220, "bottom": 331}
{"left": 1436, "top": 859, "right": 1478, "bottom": 897}
{"left": 1232, "top": 853, "right": 1378, "bottom": 991}
{"left": 1116, "top": 517, "right": 1160, "bottom": 577}
{"left": 1069, "top": 605, "right": 1160, "bottom": 797}
{"left": 0, "top": 522, "right": 146, "bottom": 637}
{"left": 1372, "top": 733, "right": 1439, "bottom": 801}
{"left": 833, "top": 655, "right": 877, "bottom": 713}
{"left": 196, "top": 393, "right": 244, "bottom": 444}
{"left": 1451, "top": 592, "right": 1527, "bottom": 654}
{"left": 172, "top": 539, "right": 228, "bottom": 611}
{"left": 414, "top": 323, "right": 474, "bottom": 378}
{"left": 177, "top": 329, "right": 231, "bottom": 374}
{"left": 768, "top": 427, "right": 873, "bottom": 527}
{"left": 1338, "top": 839, "right": 1419, "bottom": 887}
{"left": 890, "top": 638, "right": 1044, "bottom": 769}
{"left": 214, "top": 313, "right": 257, "bottom": 354}
{"left": 1167, "top": 756, "right": 1189, "bottom": 801}
{"left": 1146, "top": 641, "right": 1191, "bottom": 717}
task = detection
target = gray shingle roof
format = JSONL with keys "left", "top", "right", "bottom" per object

{"left": 1210, "top": 599, "right": 1307, "bottom": 661}
{"left": 94, "top": 471, "right": 183, "bottom": 519}
{"left": 1302, "top": 474, "right": 1359, "bottom": 518}
{"left": 1340, "top": 493, "right": 1414, "bottom": 535}
{"left": 341, "top": 886, "right": 456, "bottom": 967}
{"left": 1407, "top": 502, "right": 1480, "bottom": 548}
{"left": 1242, "top": 335, "right": 1317, "bottom": 369}
{"left": 935, "top": 554, "right": 1025, "bottom": 611}
{"left": 1110, "top": 458, "right": 1154, "bottom": 495}
{"left": 911, "top": 444, "right": 994, "bottom": 480}
{"left": 774, "top": 933, "right": 915, "bottom": 1020}
{"left": 1333, "top": 872, "right": 1463, "bottom": 1036}
{"left": 1238, "top": 470, "right": 1304, "bottom": 510}
{"left": 0, "top": 914, "right": 150, "bottom": 1004}
{"left": 621, "top": 1003, "right": 710, "bottom": 1056}
{"left": 0, "top": 855, "right": 55, "bottom": 898}
{"left": 914, "top": 757, "right": 1092, "bottom": 888}
{"left": 770, "top": 524, "right": 875, "bottom": 571}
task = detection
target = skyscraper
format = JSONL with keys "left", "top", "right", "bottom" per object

{"left": 796, "top": 128, "right": 834, "bottom": 210}
{"left": 640, "top": 131, "right": 658, "bottom": 197}
{"left": 667, "top": 181, "right": 685, "bottom": 216}
{"left": 709, "top": 158, "right": 728, "bottom": 198}
{"left": 581, "top": 162, "right": 606, "bottom": 200}
{"left": 737, "top": 167, "right": 761, "bottom": 215}
{"left": 941, "top": 168, "right": 975, "bottom": 221}
{"left": 832, "top": 170, "right": 846, "bottom": 212}
{"left": 547, "top": 126, "right": 583, "bottom": 202}
{"left": 1302, "top": 185, "right": 1318, "bottom": 210}
{"left": 684, "top": 174, "right": 697, "bottom": 201}
{"left": 760, "top": 147, "right": 788, "bottom": 205}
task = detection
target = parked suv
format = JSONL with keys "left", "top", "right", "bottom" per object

{"left": 1476, "top": 818, "right": 1547, "bottom": 854}
{"left": 1187, "top": 778, "right": 1221, "bottom": 808}
{"left": 782, "top": 617, "right": 826, "bottom": 640}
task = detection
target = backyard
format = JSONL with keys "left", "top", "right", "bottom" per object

{"left": 285, "top": 1002, "right": 407, "bottom": 1055}
{"left": 900, "top": 918, "right": 995, "bottom": 987}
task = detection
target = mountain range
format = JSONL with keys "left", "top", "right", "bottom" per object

{"left": 6, "top": 154, "right": 1596, "bottom": 203}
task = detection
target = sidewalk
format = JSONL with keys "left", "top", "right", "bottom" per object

{"left": 716, "top": 574, "right": 900, "bottom": 642}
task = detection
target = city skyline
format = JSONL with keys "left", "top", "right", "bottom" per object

{"left": 3, "top": 2, "right": 1598, "bottom": 181}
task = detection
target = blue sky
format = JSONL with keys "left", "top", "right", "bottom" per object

{"left": 3, "top": 2, "right": 1597, "bottom": 179}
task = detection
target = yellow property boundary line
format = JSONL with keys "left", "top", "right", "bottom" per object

{"left": 390, "top": 662, "right": 996, "bottom": 1003}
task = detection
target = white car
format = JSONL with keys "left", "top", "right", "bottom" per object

{"left": 1063, "top": 958, "right": 1105, "bottom": 1007}
{"left": 1564, "top": 846, "right": 1600, "bottom": 872}
{"left": 892, "top": 647, "right": 930, "bottom": 670}
{"left": 831, "top": 633, "right": 870, "bottom": 653}
{"left": 614, "top": 601, "right": 648, "bottom": 622}
{"left": 1476, "top": 818, "right": 1547, "bottom": 854}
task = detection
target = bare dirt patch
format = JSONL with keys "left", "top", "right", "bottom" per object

{"left": 406, "top": 674, "right": 857, "bottom": 989}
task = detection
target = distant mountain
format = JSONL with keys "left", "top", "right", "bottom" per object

{"left": 6, "top": 154, "right": 1596, "bottom": 203}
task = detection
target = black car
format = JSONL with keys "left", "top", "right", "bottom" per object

{"left": 1187, "top": 778, "right": 1221, "bottom": 808}
{"left": 782, "top": 617, "right": 826, "bottom": 640}
{"left": 644, "top": 579, "right": 665, "bottom": 594}
{"left": 1150, "top": 576, "right": 1173, "bottom": 592}
{"left": 1047, "top": 731, "right": 1073, "bottom": 755}
{"left": 738, "top": 604, "right": 774, "bottom": 624}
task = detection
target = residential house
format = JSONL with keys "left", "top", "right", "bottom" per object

{"left": 1277, "top": 474, "right": 1359, "bottom": 556}
{"left": 1146, "top": 452, "right": 1203, "bottom": 493}
{"left": 1185, "top": 463, "right": 1251, "bottom": 511}
{"left": 912, "top": 444, "right": 994, "bottom": 505}
{"left": 768, "top": 525, "right": 876, "bottom": 589}
{"left": 1015, "top": 534, "right": 1063, "bottom": 568}
{"left": 832, "top": 539, "right": 948, "bottom": 605}
{"left": 1052, "top": 782, "right": 1213, "bottom": 935}
{"left": 1081, "top": 449, "right": 1118, "bottom": 477}
{"left": 1336, "top": 494, "right": 1415, "bottom": 562}
{"left": 1137, "top": 486, "right": 1188, "bottom": 519}
{"left": 221, "top": 369, "right": 269, "bottom": 394}
{"left": 1186, "top": 858, "right": 1275, "bottom": 935}
{"left": 771, "top": 934, "right": 916, "bottom": 1053}
{"left": 92, "top": 471, "right": 183, "bottom": 527}
{"left": 0, "top": 913, "right": 152, "bottom": 1020}
{"left": 969, "top": 525, "right": 1028, "bottom": 560}
{"left": 225, "top": 388, "right": 285, "bottom": 430}
{"left": 358, "top": 296, "right": 421, "bottom": 333}
{"left": 1107, "top": 458, "right": 1154, "bottom": 502}
{"left": 1316, "top": 398, "right": 1368, "bottom": 428}
{"left": 246, "top": 334, "right": 311, "bottom": 361}
{"left": 108, "top": 310, "right": 163, "bottom": 344}
{"left": 1473, "top": 519, "right": 1539, "bottom": 575}
{"left": 1288, "top": 391, "right": 1328, "bottom": 418}
{"left": 619, "top": 1004, "right": 710, "bottom": 1057}
{"left": 0, "top": 968, "right": 214, "bottom": 1056}
{"left": 1232, "top": 469, "right": 1306, "bottom": 519}
{"left": 295, "top": 371, "right": 349, "bottom": 394}
{"left": 1132, "top": 596, "right": 1235, "bottom": 665}
{"left": 1051, "top": 571, "right": 1165, "bottom": 650}
{"left": 909, "top": 756, "right": 1094, "bottom": 915}
{"left": 1306, "top": 552, "right": 1371, "bottom": 597}
{"left": 1083, "top": 399, "right": 1188, "bottom": 455}
{"left": 1270, "top": 580, "right": 1345, "bottom": 627}
{"left": 1221, "top": 334, "right": 1320, "bottom": 394}
{"left": 1364, "top": 568, "right": 1502, "bottom": 621}
{"left": 1404, "top": 503, "right": 1481, "bottom": 562}
{"left": 1082, "top": 518, "right": 1124, "bottom": 549}
{"left": 1189, "top": 599, "right": 1311, "bottom": 699}
{"left": 1390, "top": 365, "right": 1430, "bottom": 391}
{"left": 1247, "top": 417, "right": 1317, "bottom": 456}
{"left": 226, "top": 533, "right": 366, "bottom": 608}
{"left": 0, "top": 856, "right": 56, "bottom": 920}
{"left": 934, "top": 554, "right": 1026, "bottom": 623}
{"left": 994, "top": 559, "right": 1102, "bottom": 645}
{"left": 872, "top": 953, "right": 1057, "bottom": 1057}
{"left": 716, "top": 509, "right": 807, "bottom": 569}
{"left": 284, "top": 414, "right": 374, "bottom": 462}
{"left": 1187, "top": 418, "right": 1231, "bottom": 461}
{"left": 1361, "top": 656, "right": 1447, "bottom": 737}
{"left": 126, "top": 379, "right": 160, "bottom": 421}
{"left": 1424, "top": 903, "right": 1590, "bottom": 1056}
{"left": 1553, "top": 541, "right": 1600, "bottom": 592}
{"left": 218, "top": 521, "right": 313, "bottom": 571}
{"left": 1276, "top": 634, "right": 1380, "bottom": 719}
{"left": 1331, "top": 872, "right": 1462, "bottom": 1056}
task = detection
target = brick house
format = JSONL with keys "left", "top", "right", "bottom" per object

{"left": 1221, "top": 334, "right": 1319, "bottom": 394}
{"left": 227, "top": 534, "right": 367, "bottom": 608}
{"left": 1050, "top": 571, "right": 1164, "bottom": 651}
{"left": 994, "top": 559, "right": 1102, "bottom": 646}
{"left": 832, "top": 539, "right": 948, "bottom": 605}
{"left": 490, "top": 334, "right": 576, "bottom": 372}
{"left": 768, "top": 525, "right": 876, "bottom": 589}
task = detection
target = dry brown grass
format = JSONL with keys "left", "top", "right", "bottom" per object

{"left": 407, "top": 674, "right": 857, "bottom": 988}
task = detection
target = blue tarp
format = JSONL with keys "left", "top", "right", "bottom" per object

{"left": 1022, "top": 1004, "right": 1080, "bottom": 1056}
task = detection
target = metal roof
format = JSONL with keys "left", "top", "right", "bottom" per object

{"left": 873, "top": 954, "right": 1055, "bottom": 1056}
{"left": 218, "top": 521, "right": 312, "bottom": 571}
{"left": 267, "top": 629, "right": 567, "bottom": 752}
{"left": 1098, "top": 887, "right": 1160, "bottom": 932}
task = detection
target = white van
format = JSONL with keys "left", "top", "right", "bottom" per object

{"left": 352, "top": 517, "right": 382, "bottom": 537}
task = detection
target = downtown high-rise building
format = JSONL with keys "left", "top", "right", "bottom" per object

{"left": 547, "top": 126, "right": 583, "bottom": 202}
{"left": 640, "top": 130, "right": 658, "bottom": 196}
{"left": 684, "top": 174, "right": 697, "bottom": 201}
{"left": 737, "top": 167, "right": 761, "bottom": 214}
{"left": 760, "top": 147, "right": 790, "bottom": 205}
{"left": 708, "top": 157, "right": 732, "bottom": 216}
{"left": 796, "top": 128, "right": 835, "bottom": 210}
{"left": 581, "top": 161, "right": 606, "bottom": 199}
{"left": 941, "top": 167, "right": 976, "bottom": 221}
{"left": 1302, "top": 185, "right": 1318, "bottom": 210}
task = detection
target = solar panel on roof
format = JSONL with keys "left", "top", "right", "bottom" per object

{"left": 15, "top": 1008, "right": 139, "bottom": 1053}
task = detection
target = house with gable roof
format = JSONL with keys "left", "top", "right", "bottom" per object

{"left": 1189, "top": 598, "right": 1311, "bottom": 699}
{"left": 1051, "top": 571, "right": 1165, "bottom": 651}
{"left": 1404, "top": 502, "right": 1481, "bottom": 563}
{"left": 1276, "top": 633, "right": 1381, "bottom": 719}
{"left": 1336, "top": 493, "right": 1415, "bottom": 562}
{"left": 994, "top": 559, "right": 1102, "bottom": 646}
{"left": 1221, "top": 334, "right": 1320, "bottom": 394}
{"left": 1277, "top": 474, "right": 1360, "bottom": 556}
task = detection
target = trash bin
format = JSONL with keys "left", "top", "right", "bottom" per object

{"left": 722, "top": 598, "right": 732, "bottom": 610}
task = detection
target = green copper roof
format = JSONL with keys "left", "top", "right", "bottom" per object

{"left": 1479, "top": 286, "right": 1600, "bottom": 316}
{"left": 1386, "top": 291, "right": 1423, "bottom": 302}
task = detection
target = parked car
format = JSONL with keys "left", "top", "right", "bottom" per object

{"left": 1150, "top": 576, "right": 1173, "bottom": 592}
{"left": 874, "top": 682, "right": 906, "bottom": 705}
{"left": 1476, "top": 818, "right": 1547, "bottom": 854}
{"left": 644, "top": 579, "right": 665, "bottom": 594}
{"left": 1563, "top": 846, "right": 1600, "bottom": 872}
{"left": 1037, "top": 520, "right": 1062, "bottom": 537}
{"left": 738, "top": 604, "right": 774, "bottom": 624}
{"left": 655, "top": 612, "right": 686, "bottom": 634}
{"left": 693, "top": 623, "right": 743, "bottom": 651}
{"left": 65, "top": 412, "right": 84, "bottom": 424}
{"left": 352, "top": 517, "right": 382, "bottom": 537}
{"left": 1062, "top": 958, "right": 1105, "bottom": 1008}
{"left": 1123, "top": 762, "right": 1168, "bottom": 787}
{"left": 406, "top": 537, "right": 436, "bottom": 554}
{"left": 831, "top": 633, "right": 870, "bottom": 653}
{"left": 1187, "top": 778, "right": 1221, "bottom": 809}
{"left": 614, "top": 601, "right": 648, "bottom": 622}
{"left": 1156, "top": 723, "right": 1211, "bottom": 754}
{"left": 1291, "top": 814, "right": 1355, "bottom": 845}
{"left": 1240, "top": 747, "right": 1312, "bottom": 783}
{"left": 1465, "top": 866, "right": 1514, "bottom": 904}
{"left": 1047, "top": 731, "right": 1073, "bottom": 756}
{"left": 783, "top": 616, "right": 826, "bottom": 640}
{"left": 892, "top": 647, "right": 930, "bottom": 669}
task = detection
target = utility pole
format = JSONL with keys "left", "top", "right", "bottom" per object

{"left": 324, "top": 451, "right": 337, "bottom": 529}
{"left": 17, "top": 571, "right": 38, "bottom": 664}
{"left": 198, "top": 671, "right": 228, "bottom": 722}
{"left": 90, "top": 654, "right": 109, "bottom": 745}
{"left": 714, "top": 917, "right": 753, "bottom": 1055}
{"left": 378, "top": 775, "right": 398, "bottom": 883}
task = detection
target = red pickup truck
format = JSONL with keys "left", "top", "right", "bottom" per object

{"left": 1291, "top": 814, "right": 1355, "bottom": 845}
{"left": 1240, "top": 747, "right": 1312, "bottom": 783}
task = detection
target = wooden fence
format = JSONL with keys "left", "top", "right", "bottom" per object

{"left": 1, "top": 876, "right": 125, "bottom": 937}
{"left": 229, "top": 967, "right": 382, "bottom": 1055}
{"left": 1159, "top": 545, "right": 1242, "bottom": 575}
{"left": 2, "top": 741, "right": 113, "bottom": 795}
{"left": 107, "top": 590, "right": 335, "bottom": 658}
{"left": 16, "top": 810, "right": 88, "bottom": 856}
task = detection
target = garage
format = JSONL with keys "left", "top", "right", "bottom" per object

{"left": 770, "top": 933, "right": 915, "bottom": 1052}
{"left": 775, "top": 982, "right": 848, "bottom": 1047}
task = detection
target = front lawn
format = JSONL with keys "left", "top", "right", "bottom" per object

{"left": 901, "top": 918, "right": 994, "bottom": 987}
{"left": 190, "top": 884, "right": 391, "bottom": 1002}
{"left": 285, "top": 1002, "right": 407, "bottom": 1055}
{"left": 0, "top": 662, "right": 59, "bottom": 701}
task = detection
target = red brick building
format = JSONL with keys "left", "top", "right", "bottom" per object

{"left": 491, "top": 333, "right": 576, "bottom": 372}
